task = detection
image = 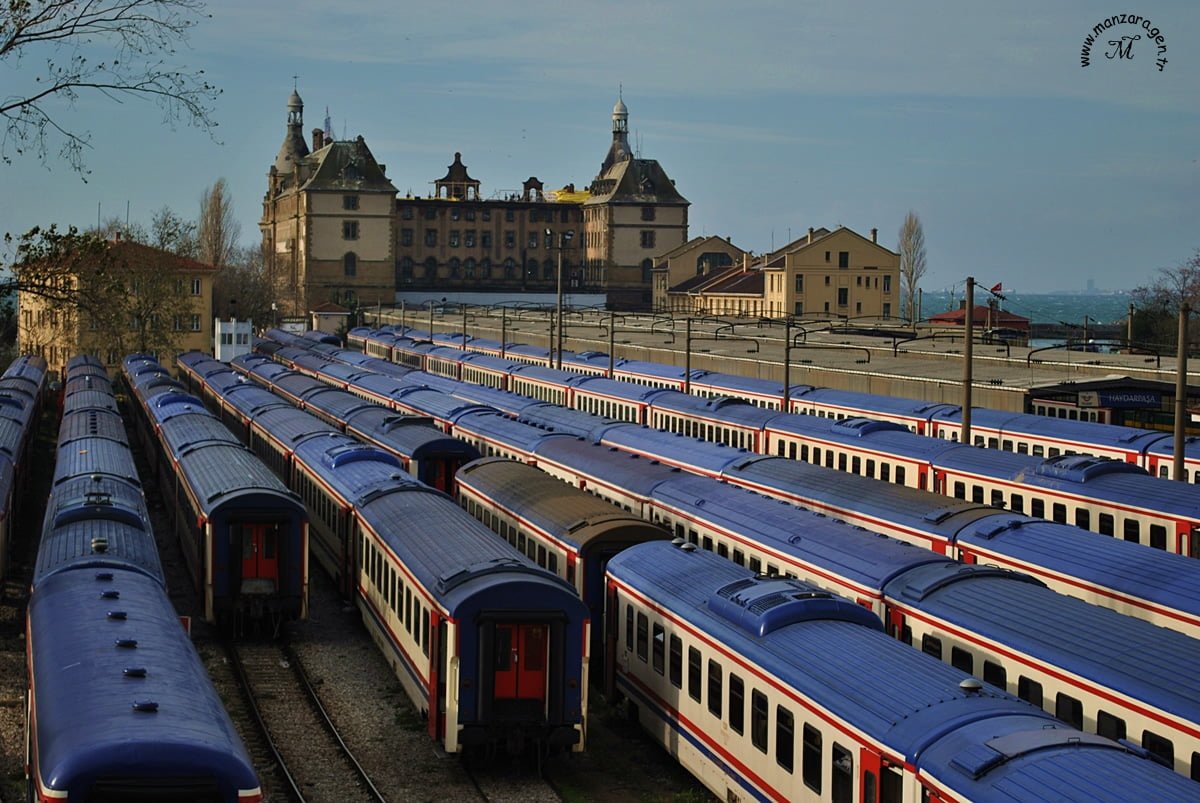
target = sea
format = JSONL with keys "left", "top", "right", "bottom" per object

{"left": 921, "top": 290, "right": 1134, "bottom": 328}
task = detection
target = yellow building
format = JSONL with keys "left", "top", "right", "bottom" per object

{"left": 17, "top": 238, "right": 216, "bottom": 378}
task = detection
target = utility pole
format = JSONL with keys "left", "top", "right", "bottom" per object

{"left": 1127, "top": 303, "right": 1135, "bottom": 348}
{"left": 962, "top": 277, "right": 974, "bottom": 446}
{"left": 1174, "top": 304, "right": 1190, "bottom": 480}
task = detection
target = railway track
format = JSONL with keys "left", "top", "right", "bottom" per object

{"left": 226, "top": 640, "right": 386, "bottom": 803}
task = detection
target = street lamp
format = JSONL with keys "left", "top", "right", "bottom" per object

{"left": 547, "top": 228, "right": 574, "bottom": 369}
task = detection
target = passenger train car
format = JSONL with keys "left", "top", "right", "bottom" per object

{"left": 122, "top": 355, "right": 308, "bottom": 629}
{"left": 347, "top": 323, "right": 1200, "bottom": 480}
{"left": 27, "top": 354, "right": 261, "bottom": 802}
{"left": 608, "top": 540, "right": 1200, "bottom": 803}
{"left": 266, "top": 331, "right": 1200, "bottom": 638}
{"left": 336, "top": 328, "right": 1200, "bottom": 559}
{"left": 0, "top": 354, "right": 46, "bottom": 578}
{"left": 194, "top": 363, "right": 590, "bottom": 757}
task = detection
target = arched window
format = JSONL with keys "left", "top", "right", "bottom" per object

{"left": 504, "top": 258, "right": 516, "bottom": 279}
{"left": 464, "top": 258, "right": 477, "bottom": 279}
{"left": 543, "top": 259, "right": 554, "bottom": 280}
{"left": 399, "top": 256, "right": 414, "bottom": 280}
{"left": 424, "top": 257, "right": 438, "bottom": 279}
{"left": 448, "top": 258, "right": 461, "bottom": 278}
{"left": 526, "top": 258, "right": 538, "bottom": 279}
{"left": 481, "top": 258, "right": 492, "bottom": 279}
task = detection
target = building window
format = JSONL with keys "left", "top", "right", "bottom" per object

{"left": 505, "top": 209, "right": 514, "bottom": 222}
{"left": 795, "top": 275, "right": 803, "bottom": 293}
{"left": 883, "top": 275, "right": 892, "bottom": 293}
{"left": 465, "top": 230, "right": 476, "bottom": 248}
{"left": 504, "top": 231, "right": 515, "bottom": 249}
{"left": 424, "top": 257, "right": 438, "bottom": 278}
{"left": 838, "top": 251, "right": 849, "bottom": 268}
{"left": 640, "top": 230, "right": 656, "bottom": 249}
{"left": 503, "top": 258, "right": 515, "bottom": 279}
{"left": 399, "top": 257, "right": 414, "bottom": 280}
{"left": 172, "top": 315, "right": 183, "bottom": 331}
{"left": 424, "top": 207, "right": 437, "bottom": 220}
{"left": 464, "top": 208, "right": 475, "bottom": 221}
{"left": 343, "top": 195, "right": 359, "bottom": 210}
{"left": 883, "top": 302, "right": 891, "bottom": 317}
{"left": 449, "top": 230, "right": 461, "bottom": 248}
{"left": 448, "top": 258, "right": 461, "bottom": 278}
{"left": 464, "top": 258, "right": 476, "bottom": 278}
{"left": 401, "top": 206, "right": 414, "bottom": 220}
{"left": 190, "top": 314, "right": 201, "bottom": 331}
{"left": 450, "top": 207, "right": 460, "bottom": 221}
{"left": 480, "top": 258, "right": 492, "bottom": 278}
{"left": 641, "top": 205, "right": 656, "bottom": 221}
{"left": 837, "top": 288, "right": 848, "bottom": 306}
{"left": 481, "top": 231, "right": 492, "bottom": 249}
{"left": 342, "top": 220, "right": 359, "bottom": 240}
{"left": 401, "top": 228, "right": 413, "bottom": 246}
{"left": 543, "top": 259, "right": 554, "bottom": 280}
{"left": 482, "top": 209, "right": 491, "bottom": 221}
{"left": 343, "top": 252, "right": 357, "bottom": 277}
{"left": 528, "top": 232, "right": 538, "bottom": 249}
{"left": 425, "top": 229, "right": 438, "bottom": 247}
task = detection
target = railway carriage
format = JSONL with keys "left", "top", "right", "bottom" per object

{"left": 343, "top": 405, "right": 479, "bottom": 493}
{"left": 124, "top": 357, "right": 308, "bottom": 628}
{"left": 456, "top": 456, "right": 669, "bottom": 659}
{"left": 607, "top": 541, "right": 1199, "bottom": 803}
{"left": 568, "top": 375, "right": 672, "bottom": 425}
{"left": 508, "top": 364, "right": 577, "bottom": 406}
{"left": 648, "top": 393, "right": 772, "bottom": 453}
{"left": 791, "top": 388, "right": 958, "bottom": 434}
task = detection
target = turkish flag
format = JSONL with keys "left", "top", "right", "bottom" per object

{"left": 989, "top": 282, "right": 1002, "bottom": 293}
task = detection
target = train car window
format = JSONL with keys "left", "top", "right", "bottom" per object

{"left": 1033, "top": 445, "right": 1045, "bottom": 456}
{"left": 733, "top": 548, "right": 745, "bottom": 567}
{"left": 1055, "top": 693, "right": 1083, "bottom": 729}
{"left": 864, "top": 771, "right": 877, "bottom": 803}
{"left": 983, "top": 660, "right": 1007, "bottom": 690}
{"left": 1099, "top": 513, "right": 1115, "bottom": 536}
{"left": 749, "top": 556, "right": 762, "bottom": 574}
{"left": 1191, "top": 752, "right": 1200, "bottom": 782}
{"left": 1097, "top": 711, "right": 1126, "bottom": 742}
{"left": 880, "top": 464, "right": 890, "bottom": 483}
{"left": 803, "top": 724, "right": 822, "bottom": 793}
{"left": 728, "top": 675, "right": 745, "bottom": 735}
{"left": 707, "top": 660, "right": 723, "bottom": 718}
{"left": 825, "top": 452, "right": 835, "bottom": 469}
{"left": 652, "top": 624, "right": 665, "bottom": 675}
{"left": 674, "top": 523, "right": 685, "bottom": 539}
{"left": 901, "top": 625, "right": 913, "bottom": 646}
{"left": 832, "top": 744, "right": 853, "bottom": 803}
{"left": 895, "top": 466, "right": 906, "bottom": 486}
{"left": 973, "top": 436, "right": 985, "bottom": 447}
{"left": 717, "top": 543, "right": 729, "bottom": 559}
{"left": 1017, "top": 443, "right": 1029, "bottom": 454}
{"left": 811, "top": 446, "right": 820, "bottom": 464}
{"left": 990, "top": 490, "right": 1004, "bottom": 508}
{"left": 1049, "top": 447, "right": 1061, "bottom": 457}
{"left": 1191, "top": 532, "right": 1200, "bottom": 559}
{"left": 921, "top": 635, "right": 942, "bottom": 661}
{"left": 636, "top": 613, "right": 648, "bottom": 662}
{"left": 852, "top": 456, "right": 861, "bottom": 474}
{"left": 1009, "top": 494, "right": 1024, "bottom": 513}
{"left": 1052, "top": 503, "right": 1067, "bottom": 524}
{"left": 971, "top": 486, "right": 984, "bottom": 504}
{"left": 421, "top": 607, "right": 429, "bottom": 655}
{"left": 778, "top": 441, "right": 787, "bottom": 457}
{"left": 987, "top": 438, "right": 999, "bottom": 449}
{"left": 625, "top": 605, "right": 634, "bottom": 652}
{"left": 405, "top": 588, "right": 412, "bottom": 632}
{"left": 866, "top": 459, "right": 876, "bottom": 478}
{"left": 689, "top": 529, "right": 699, "bottom": 545}
{"left": 950, "top": 647, "right": 973, "bottom": 674}
{"left": 537, "top": 545, "right": 547, "bottom": 568}
{"left": 517, "top": 533, "right": 526, "bottom": 552}
{"left": 1075, "top": 509, "right": 1091, "bottom": 530}
{"left": 1002, "top": 440, "right": 1013, "bottom": 451}
{"left": 1123, "top": 519, "right": 1140, "bottom": 544}
{"left": 1150, "top": 525, "right": 1167, "bottom": 551}
{"left": 669, "top": 635, "right": 682, "bottom": 689}
{"left": 838, "top": 454, "right": 847, "bottom": 471}
{"left": 1031, "top": 499, "right": 1045, "bottom": 518}
{"left": 549, "top": 554, "right": 558, "bottom": 575}
{"left": 1142, "top": 731, "right": 1174, "bottom": 768}
{"left": 801, "top": 445, "right": 809, "bottom": 462}
{"left": 1018, "top": 677, "right": 1043, "bottom": 709}
{"left": 751, "top": 689, "right": 769, "bottom": 751}
{"left": 701, "top": 536, "right": 713, "bottom": 552}
{"left": 688, "top": 647, "right": 702, "bottom": 702}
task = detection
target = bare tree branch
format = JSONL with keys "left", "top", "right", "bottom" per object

{"left": 898, "top": 210, "right": 927, "bottom": 322}
{"left": 1, "top": 0, "right": 220, "bottom": 176}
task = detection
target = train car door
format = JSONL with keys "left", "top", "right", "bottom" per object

{"left": 239, "top": 523, "right": 280, "bottom": 592}
{"left": 428, "top": 615, "right": 445, "bottom": 742}
{"left": 494, "top": 623, "right": 548, "bottom": 716}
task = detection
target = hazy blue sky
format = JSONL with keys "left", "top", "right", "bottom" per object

{"left": 1, "top": 1, "right": 1195, "bottom": 295}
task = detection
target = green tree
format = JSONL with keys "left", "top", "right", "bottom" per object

{"left": 1, "top": 0, "right": 220, "bottom": 176}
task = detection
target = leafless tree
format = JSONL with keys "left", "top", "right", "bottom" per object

{"left": 898, "top": 211, "right": 927, "bottom": 322}
{"left": 213, "top": 243, "right": 274, "bottom": 328}
{"left": 1, "top": 0, "right": 220, "bottom": 176}
{"left": 198, "top": 177, "right": 240, "bottom": 268}
{"left": 1131, "top": 249, "right": 1200, "bottom": 347}
{"left": 150, "top": 205, "right": 198, "bottom": 257}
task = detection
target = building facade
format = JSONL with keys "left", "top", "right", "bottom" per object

{"left": 260, "top": 91, "right": 687, "bottom": 313}
{"left": 18, "top": 238, "right": 216, "bottom": 377}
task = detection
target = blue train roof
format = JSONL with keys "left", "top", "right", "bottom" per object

{"left": 392, "top": 387, "right": 494, "bottom": 423}
{"left": 252, "top": 406, "right": 340, "bottom": 450}
{"left": 532, "top": 438, "right": 683, "bottom": 500}
{"left": 1146, "top": 434, "right": 1200, "bottom": 459}
{"left": 607, "top": 543, "right": 1060, "bottom": 763}
{"left": 648, "top": 392, "right": 781, "bottom": 429}
{"left": 34, "top": 518, "right": 162, "bottom": 586}
{"left": 444, "top": 383, "right": 545, "bottom": 418}
{"left": 219, "top": 382, "right": 293, "bottom": 418}
{"left": 690, "top": 371, "right": 811, "bottom": 399}
{"left": 176, "top": 441, "right": 302, "bottom": 518}
{"left": 767, "top": 414, "right": 965, "bottom": 460}
{"left": 303, "top": 386, "right": 376, "bottom": 421}
{"left": 599, "top": 426, "right": 752, "bottom": 476}
{"left": 344, "top": 407, "right": 480, "bottom": 462}
{"left": 612, "top": 358, "right": 689, "bottom": 381}
{"left": 517, "top": 404, "right": 624, "bottom": 440}
{"left": 29, "top": 568, "right": 258, "bottom": 797}
{"left": 53, "top": 436, "right": 139, "bottom": 487}
{"left": 957, "top": 514, "right": 1200, "bottom": 616}
{"left": 62, "top": 388, "right": 119, "bottom": 415}
{"left": 356, "top": 481, "right": 585, "bottom": 616}
{"left": 500, "top": 344, "right": 551, "bottom": 363}
{"left": 568, "top": 375, "right": 674, "bottom": 403}
{"left": 510, "top": 363, "right": 583, "bottom": 384}
{"left": 918, "top": 713, "right": 1200, "bottom": 802}
{"left": 653, "top": 474, "right": 950, "bottom": 589}
{"left": 797, "top": 387, "right": 960, "bottom": 419}
{"left": 884, "top": 562, "right": 1200, "bottom": 722}
{"left": 293, "top": 433, "right": 402, "bottom": 487}
{"left": 453, "top": 410, "right": 573, "bottom": 455}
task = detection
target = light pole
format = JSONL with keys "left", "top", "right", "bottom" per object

{"left": 547, "top": 228, "right": 574, "bottom": 370}
{"left": 962, "top": 277, "right": 975, "bottom": 446}
{"left": 1174, "top": 304, "right": 1190, "bottom": 480}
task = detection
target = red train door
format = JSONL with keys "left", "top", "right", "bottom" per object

{"left": 240, "top": 523, "right": 280, "bottom": 591}
{"left": 494, "top": 623, "right": 548, "bottom": 707}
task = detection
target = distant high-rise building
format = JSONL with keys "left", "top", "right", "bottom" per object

{"left": 1087, "top": 278, "right": 1096, "bottom": 294}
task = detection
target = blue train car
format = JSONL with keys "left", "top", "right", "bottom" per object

{"left": 608, "top": 541, "right": 1199, "bottom": 802}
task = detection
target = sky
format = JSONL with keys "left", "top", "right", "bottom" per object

{"left": 0, "top": 1, "right": 1196, "bottom": 295}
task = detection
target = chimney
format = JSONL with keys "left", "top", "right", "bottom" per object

{"left": 871, "top": 227, "right": 878, "bottom": 243}
{"left": 312, "top": 128, "right": 324, "bottom": 151}
{"left": 807, "top": 227, "right": 814, "bottom": 244}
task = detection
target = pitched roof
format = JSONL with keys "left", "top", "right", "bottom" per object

{"left": 928, "top": 305, "right": 1030, "bottom": 326}
{"left": 300, "top": 136, "right": 396, "bottom": 193}
{"left": 585, "top": 157, "right": 688, "bottom": 205}
{"left": 310, "top": 301, "right": 350, "bottom": 314}
{"left": 108, "top": 239, "right": 218, "bottom": 273}
{"left": 669, "top": 264, "right": 741, "bottom": 294}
